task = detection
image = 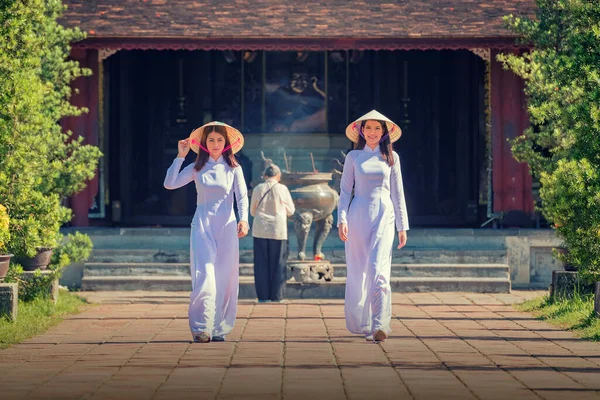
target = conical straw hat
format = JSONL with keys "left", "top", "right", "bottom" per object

{"left": 345, "top": 110, "right": 402, "bottom": 143}
{"left": 189, "top": 121, "right": 244, "bottom": 154}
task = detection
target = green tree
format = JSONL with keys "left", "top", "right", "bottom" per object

{"left": 0, "top": 0, "right": 100, "bottom": 296}
{"left": 0, "top": 0, "right": 51, "bottom": 256}
{"left": 499, "top": 0, "right": 600, "bottom": 281}
{"left": 37, "top": 0, "right": 102, "bottom": 198}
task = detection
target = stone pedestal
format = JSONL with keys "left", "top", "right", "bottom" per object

{"left": 0, "top": 283, "right": 18, "bottom": 321}
{"left": 59, "top": 262, "right": 84, "bottom": 290}
{"left": 550, "top": 270, "right": 596, "bottom": 299}
{"left": 20, "top": 271, "right": 59, "bottom": 304}
{"left": 595, "top": 282, "right": 600, "bottom": 317}
{"left": 287, "top": 260, "right": 334, "bottom": 283}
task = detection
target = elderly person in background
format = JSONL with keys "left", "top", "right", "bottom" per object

{"left": 250, "top": 164, "right": 295, "bottom": 303}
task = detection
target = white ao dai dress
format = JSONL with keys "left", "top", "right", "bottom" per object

{"left": 337, "top": 146, "right": 409, "bottom": 337}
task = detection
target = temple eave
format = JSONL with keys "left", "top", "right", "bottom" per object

{"left": 72, "top": 36, "right": 525, "bottom": 51}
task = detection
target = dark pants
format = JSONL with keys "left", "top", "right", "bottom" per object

{"left": 253, "top": 237, "right": 288, "bottom": 301}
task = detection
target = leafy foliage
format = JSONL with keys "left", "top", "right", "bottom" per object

{"left": 539, "top": 160, "right": 600, "bottom": 281}
{"left": 499, "top": 0, "right": 600, "bottom": 281}
{"left": 0, "top": 0, "right": 101, "bottom": 298}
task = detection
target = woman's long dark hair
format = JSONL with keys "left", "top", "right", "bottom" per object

{"left": 354, "top": 120, "right": 395, "bottom": 166}
{"left": 194, "top": 125, "right": 239, "bottom": 171}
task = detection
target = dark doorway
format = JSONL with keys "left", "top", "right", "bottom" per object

{"left": 347, "top": 51, "right": 487, "bottom": 225}
{"left": 104, "top": 50, "right": 486, "bottom": 226}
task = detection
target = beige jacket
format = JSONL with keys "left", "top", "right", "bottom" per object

{"left": 250, "top": 178, "right": 295, "bottom": 240}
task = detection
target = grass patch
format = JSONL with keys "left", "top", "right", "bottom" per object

{"left": 0, "top": 290, "right": 88, "bottom": 349}
{"left": 516, "top": 293, "right": 600, "bottom": 341}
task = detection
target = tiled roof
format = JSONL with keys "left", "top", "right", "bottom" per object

{"left": 60, "top": 0, "right": 537, "bottom": 39}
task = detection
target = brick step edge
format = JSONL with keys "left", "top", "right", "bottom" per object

{"left": 81, "top": 276, "right": 511, "bottom": 295}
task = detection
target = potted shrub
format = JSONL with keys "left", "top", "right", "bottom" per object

{"left": 15, "top": 247, "right": 55, "bottom": 271}
{"left": 7, "top": 232, "right": 93, "bottom": 302}
{"left": 0, "top": 204, "right": 12, "bottom": 281}
{"left": 18, "top": 225, "right": 60, "bottom": 271}
{"left": 9, "top": 193, "right": 68, "bottom": 271}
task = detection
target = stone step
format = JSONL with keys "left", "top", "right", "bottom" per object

{"left": 80, "top": 276, "right": 510, "bottom": 295}
{"left": 84, "top": 262, "right": 509, "bottom": 279}
{"left": 331, "top": 264, "right": 510, "bottom": 279}
{"left": 88, "top": 248, "right": 507, "bottom": 265}
{"left": 390, "top": 277, "right": 510, "bottom": 293}
{"left": 70, "top": 227, "right": 511, "bottom": 251}
{"left": 85, "top": 262, "right": 191, "bottom": 276}
{"left": 85, "top": 262, "right": 259, "bottom": 277}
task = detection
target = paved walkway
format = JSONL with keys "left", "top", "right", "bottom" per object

{"left": 2, "top": 291, "right": 600, "bottom": 400}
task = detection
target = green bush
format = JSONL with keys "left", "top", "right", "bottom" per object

{"left": 499, "top": 0, "right": 600, "bottom": 280}
{"left": 51, "top": 231, "right": 93, "bottom": 268}
{"left": 540, "top": 159, "right": 600, "bottom": 282}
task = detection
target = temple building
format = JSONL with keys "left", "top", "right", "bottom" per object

{"left": 60, "top": 0, "right": 537, "bottom": 228}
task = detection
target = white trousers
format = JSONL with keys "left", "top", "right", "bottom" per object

{"left": 188, "top": 219, "right": 239, "bottom": 337}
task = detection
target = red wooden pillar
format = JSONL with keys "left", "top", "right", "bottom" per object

{"left": 490, "top": 49, "right": 534, "bottom": 215}
{"left": 63, "top": 48, "right": 100, "bottom": 226}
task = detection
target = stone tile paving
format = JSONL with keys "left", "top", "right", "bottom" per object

{"left": 1, "top": 290, "right": 600, "bottom": 399}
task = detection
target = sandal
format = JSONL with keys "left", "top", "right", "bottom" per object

{"left": 373, "top": 330, "right": 387, "bottom": 342}
{"left": 193, "top": 332, "right": 211, "bottom": 343}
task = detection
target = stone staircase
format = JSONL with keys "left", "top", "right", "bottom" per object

{"left": 77, "top": 228, "right": 511, "bottom": 296}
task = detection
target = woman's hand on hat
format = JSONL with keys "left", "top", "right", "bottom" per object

{"left": 397, "top": 230, "right": 407, "bottom": 249}
{"left": 237, "top": 220, "right": 249, "bottom": 238}
{"left": 178, "top": 139, "right": 190, "bottom": 158}
{"left": 338, "top": 223, "right": 348, "bottom": 242}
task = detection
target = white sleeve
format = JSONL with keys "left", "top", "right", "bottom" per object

{"left": 164, "top": 158, "right": 194, "bottom": 190}
{"left": 233, "top": 166, "right": 249, "bottom": 222}
{"left": 390, "top": 152, "right": 409, "bottom": 231}
{"left": 336, "top": 153, "right": 355, "bottom": 227}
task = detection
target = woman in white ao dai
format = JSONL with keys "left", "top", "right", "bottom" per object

{"left": 164, "top": 122, "right": 249, "bottom": 343}
{"left": 337, "top": 110, "right": 409, "bottom": 343}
